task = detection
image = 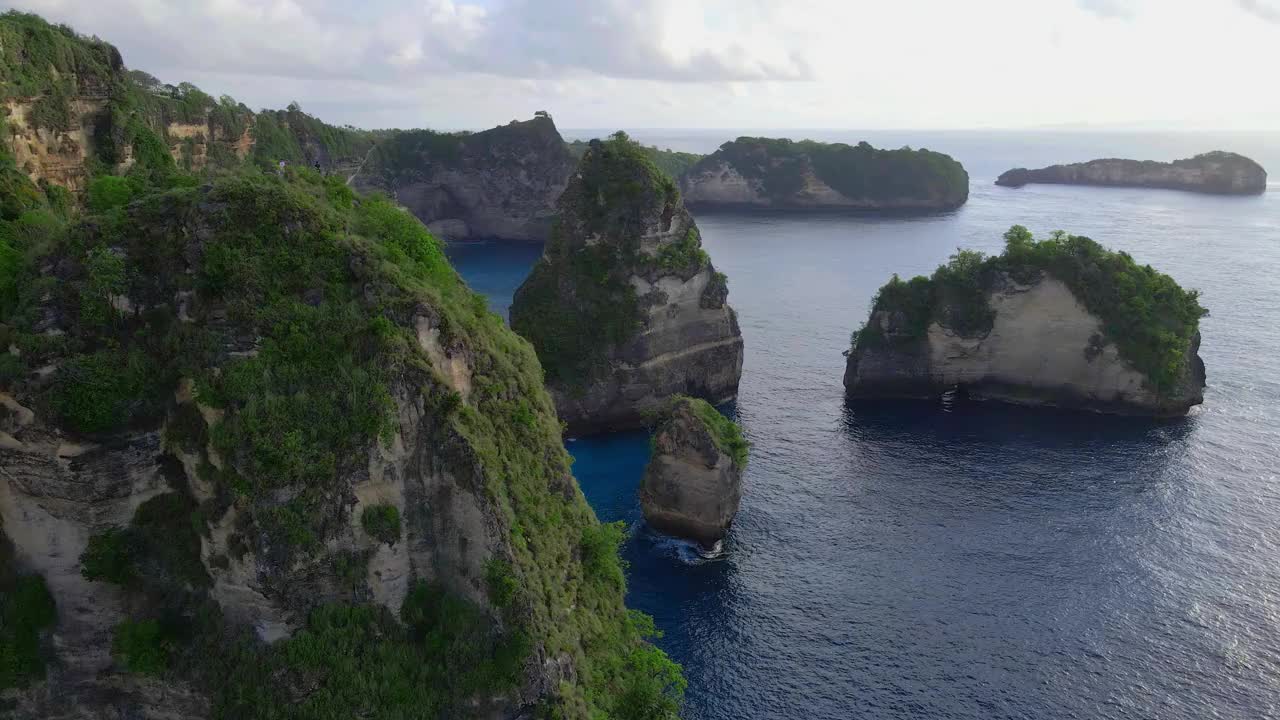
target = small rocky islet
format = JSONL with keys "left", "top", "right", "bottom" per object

{"left": 844, "top": 226, "right": 1208, "bottom": 417}
{"left": 996, "top": 151, "right": 1266, "bottom": 195}
{"left": 638, "top": 396, "right": 748, "bottom": 550}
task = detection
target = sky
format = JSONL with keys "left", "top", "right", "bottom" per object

{"left": 8, "top": 0, "right": 1280, "bottom": 132}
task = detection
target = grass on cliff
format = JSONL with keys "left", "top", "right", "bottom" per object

{"left": 567, "top": 138, "right": 703, "bottom": 180}
{"left": 855, "top": 225, "right": 1208, "bottom": 392}
{"left": 672, "top": 395, "right": 749, "bottom": 469}
{"left": 4, "top": 163, "right": 684, "bottom": 718}
{"left": 1, "top": 524, "right": 58, "bottom": 691}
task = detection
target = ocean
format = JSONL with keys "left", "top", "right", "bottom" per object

{"left": 446, "top": 130, "right": 1280, "bottom": 720}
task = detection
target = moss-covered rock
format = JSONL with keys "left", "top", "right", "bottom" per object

{"left": 682, "top": 137, "right": 969, "bottom": 211}
{"left": 844, "top": 226, "right": 1207, "bottom": 416}
{"left": 639, "top": 396, "right": 747, "bottom": 548}
{"left": 510, "top": 132, "right": 744, "bottom": 434}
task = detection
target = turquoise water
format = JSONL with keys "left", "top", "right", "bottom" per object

{"left": 446, "top": 135, "right": 1280, "bottom": 719}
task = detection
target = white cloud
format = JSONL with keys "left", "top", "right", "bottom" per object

{"left": 6, "top": 0, "right": 1278, "bottom": 131}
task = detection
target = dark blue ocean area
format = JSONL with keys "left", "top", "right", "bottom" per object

{"left": 447, "top": 132, "right": 1280, "bottom": 720}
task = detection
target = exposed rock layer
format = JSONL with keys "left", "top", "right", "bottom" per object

{"left": 680, "top": 137, "right": 969, "bottom": 211}
{"left": 352, "top": 117, "right": 576, "bottom": 242}
{"left": 639, "top": 398, "right": 743, "bottom": 547}
{"left": 995, "top": 151, "right": 1267, "bottom": 195}
{"left": 844, "top": 274, "right": 1205, "bottom": 416}
{"left": 510, "top": 136, "right": 744, "bottom": 434}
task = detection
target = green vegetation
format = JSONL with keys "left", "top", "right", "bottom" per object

{"left": 672, "top": 395, "right": 749, "bottom": 468}
{"left": 511, "top": 132, "right": 689, "bottom": 386}
{"left": 1, "top": 527, "right": 57, "bottom": 690}
{"left": 113, "top": 619, "right": 172, "bottom": 675}
{"left": 856, "top": 225, "right": 1208, "bottom": 392}
{"left": 654, "top": 227, "right": 710, "bottom": 274}
{"left": 703, "top": 137, "right": 968, "bottom": 205}
{"left": 567, "top": 138, "right": 703, "bottom": 180}
{"left": 82, "top": 493, "right": 209, "bottom": 590}
{"left": 0, "top": 11, "right": 120, "bottom": 102}
{"left": 360, "top": 504, "right": 401, "bottom": 545}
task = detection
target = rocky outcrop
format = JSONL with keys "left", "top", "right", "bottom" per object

{"left": 681, "top": 137, "right": 969, "bottom": 211}
{"left": 844, "top": 228, "right": 1207, "bottom": 417}
{"left": 510, "top": 133, "right": 744, "bottom": 435}
{"left": 995, "top": 151, "right": 1267, "bottom": 195}
{"left": 638, "top": 397, "right": 746, "bottom": 548}
{"left": 352, "top": 116, "right": 576, "bottom": 241}
{"left": 0, "top": 169, "right": 681, "bottom": 718}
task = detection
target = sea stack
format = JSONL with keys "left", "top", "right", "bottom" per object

{"left": 995, "top": 152, "right": 1266, "bottom": 195}
{"left": 681, "top": 137, "right": 969, "bottom": 211}
{"left": 639, "top": 396, "right": 747, "bottom": 548}
{"left": 844, "top": 226, "right": 1207, "bottom": 416}
{"left": 510, "top": 132, "right": 744, "bottom": 435}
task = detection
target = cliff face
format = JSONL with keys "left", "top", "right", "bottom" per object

{"left": 995, "top": 151, "right": 1267, "bottom": 195}
{"left": 0, "top": 170, "right": 682, "bottom": 719}
{"left": 844, "top": 227, "right": 1207, "bottom": 417}
{"left": 352, "top": 117, "right": 576, "bottom": 242}
{"left": 639, "top": 397, "right": 746, "bottom": 548}
{"left": 510, "top": 134, "right": 744, "bottom": 435}
{"left": 681, "top": 137, "right": 969, "bottom": 211}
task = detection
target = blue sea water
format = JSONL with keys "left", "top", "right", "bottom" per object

{"left": 446, "top": 131, "right": 1280, "bottom": 720}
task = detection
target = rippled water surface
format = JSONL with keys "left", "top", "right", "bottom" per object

{"left": 446, "top": 133, "right": 1280, "bottom": 720}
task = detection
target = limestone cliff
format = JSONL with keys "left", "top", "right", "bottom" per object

{"left": 681, "top": 137, "right": 969, "bottom": 211}
{"left": 995, "top": 152, "right": 1267, "bottom": 195}
{"left": 352, "top": 116, "right": 576, "bottom": 242}
{"left": 509, "top": 133, "right": 744, "bottom": 435}
{"left": 844, "top": 227, "right": 1207, "bottom": 416}
{"left": 0, "top": 169, "right": 683, "bottom": 718}
{"left": 639, "top": 397, "right": 746, "bottom": 548}
{"left": 0, "top": 14, "right": 372, "bottom": 195}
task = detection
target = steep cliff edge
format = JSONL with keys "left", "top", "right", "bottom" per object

{"left": 510, "top": 132, "right": 744, "bottom": 435}
{"left": 844, "top": 226, "right": 1207, "bottom": 416}
{"left": 0, "top": 13, "right": 373, "bottom": 195}
{"left": 639, "top": 397, "right": 747, "bottom": 549}
{"left": 681, "top": 137, "right": 969, "bottom": 211}
{"left": 0, "top": 167, "right": 683, "bottom": 718}
{"left": 352, "top": 116, "right": 576, "bottom": 242}
{"left": 995, "top": 152, "right": 1267, "bottom": 195}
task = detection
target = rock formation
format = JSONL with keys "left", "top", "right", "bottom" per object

{"left": 995, "top": 152, "right": 1267, "bottom": 195}
{"left": 844, "top": 226, "right": 1207, "bottom": 416}
{"left": 351, "top": 117, "right": 577, "bottom": 242}
{"left": 639, "top": 396, "right": 747, "bottom": 548}
{"left": 680, "top": 137, "right": 969, "bottom": 211}
{"left": 509, "top": 132, "right": 744, "bottom": 435}
{"left": 0, "top": 165, "right": 682, "bottom": 718}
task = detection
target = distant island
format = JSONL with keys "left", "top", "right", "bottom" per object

{"left": 995, "top": 151, "right": 1266, "bottom": 195}
{"left": 681, "top": 137, "right": 969, "bottom": 211}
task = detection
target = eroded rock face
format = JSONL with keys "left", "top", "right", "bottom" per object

{"left": 351, "top": 116, "right": 576, "bottom": 242}
{"left": 680, "top": 137, "right": 969, "bottom": 211}
{"left": 995, "top": 151, "right": 1267, "bottom": 195}
{"left": 0, "top": 174, "right": 656, "bottom": 719}
{"left": 638, "top": 398, "right": 743, "bottom": 548}
{"left": 510, "top": 135, "right": 744, "bottom": 435}
{"left": 844, "top": 275, "right": 1206, "bottom": 416}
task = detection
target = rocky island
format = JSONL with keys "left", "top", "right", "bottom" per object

{"left": 510, "top": 132, "right": 744, "bottom": 435}
{"left": 0, "top": 13, "right": 684, "bottom": 720}
{"left": 844, "top": 226, "right": 1207, "bottom": 416}
{"left": 352, "top": 116, "right": 577, "bottom": 241}
{"left": 995, "top": 152, "right": 1267, "bottom": 195}
{"left": 639, "top": 396, "right": 748, "bottom": 549}
{"left": 680, "top": 137, "right": 969, "bottom": 211}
